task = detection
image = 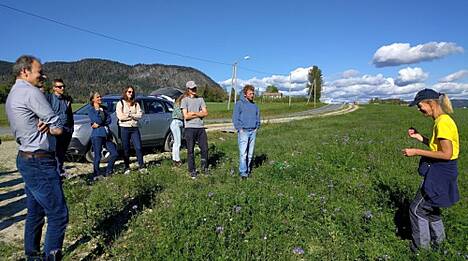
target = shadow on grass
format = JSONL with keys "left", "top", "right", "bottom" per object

{"left": 208, "top": 144, "right": 225, "bottom": 168}
{"left": 65, "top": 184, "right": 164, "bottom": 260}
{"left": 376, "top": 183, "right": 412, "bottom": 240}
{"left": 252, "top": 153, "right": 268, "bottom": 169}
{"left": 0, "top": 170, "right": 18, "bottom": 177}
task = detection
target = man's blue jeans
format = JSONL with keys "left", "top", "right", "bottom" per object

{"left": 238, "top": 129, "right": 257, "bottom": 177}
{"left": 91, "top": 136, "right": 118, "bottom": 177}
{"left": 16, "top": 152, "right": 69, "bottom": 257}
{"left": 120, "top": 127, "right": 144, "bottom": 169}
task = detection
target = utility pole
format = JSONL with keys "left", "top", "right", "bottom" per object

{"left": 228, "top": 63, "right": 236, "bottom": 111}
{"left": 288, "top": 73, "right": 292, "bottom": 108}
{"left": 313, "top": 78, "right": 317, "bottom": 108}
{"left": 227, "top": 56, "right": 250, "bottom": 110}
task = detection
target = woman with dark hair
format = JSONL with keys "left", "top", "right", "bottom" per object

{"left": 170, "top": 94, "right": 185, "bottom": 166}
{"left": 116, "top": 86, "right": 145, "bottom": 174}
{"left": 88, "top": 91, "right": 118, "bottom": 180}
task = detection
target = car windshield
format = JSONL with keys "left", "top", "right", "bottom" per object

{"left": 74, "top": 99, "right": 118, "bottom": 115}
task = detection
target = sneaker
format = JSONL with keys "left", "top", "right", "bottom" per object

{"left": 139, "top": 168, "right": 148, "bottom": 174}
{"left": 92, "top": 175, "right": 104, "bottom": 182}
{"left": 173, "top": 161, "right": 182, "bottom": 167}
{"left": 123, "top": 169, "right": 131, "bottom": 175}
{"left": 190, "top": 171, "right": 198, "bottom": 179}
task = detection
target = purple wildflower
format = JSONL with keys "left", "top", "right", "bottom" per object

{"left": 363, "top": 210, "right": 373, "bottom": 220}
{"left": 233, "top": 205, "right": 242, "bottom": 213}
{"left": 292, "top": 247, "right": 305, "bottom": 255}
{"left": 215, "top": 226, "right": 224, "bottom": 234}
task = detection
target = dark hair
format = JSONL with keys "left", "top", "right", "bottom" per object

{"left": 53, "top": 78, "right": 64, "bottom": 85}
{"left": 243, "top": 84, "right": 255, "bottom": 95}
{"left": 175, "top": 94, "right": 185, "bottom": 106}
{"left": 122, "top": 86, "right": 136, "bottom": 106}
{"left": 12, "top": 55, "right": 40, "bottom": 77}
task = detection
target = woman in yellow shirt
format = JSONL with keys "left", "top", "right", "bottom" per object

{"left": 403, "top": 88, "right": 460, "bottom": 252}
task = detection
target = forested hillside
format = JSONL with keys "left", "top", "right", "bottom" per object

{"left": 0, "top": 58, "right": 226, "bottom": 102}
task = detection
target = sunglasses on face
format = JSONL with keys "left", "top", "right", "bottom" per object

{"left": 55, "top": 85, "right": 65, "bottom": 89}
{"left": 127, "top": 91, "right": 134, "bottom": 94}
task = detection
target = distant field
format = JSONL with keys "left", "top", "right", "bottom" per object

{"left": 1, "top": 102, "right": 324, "bottom": 127}
{"left": 0, "top": 104, "right": 6, "bottom": 126}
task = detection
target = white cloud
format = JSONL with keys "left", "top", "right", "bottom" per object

{"left": 432, "top": 82, "right": 468, "bottom": 99}
{"left": 395, "top": 67, "right": 428, "bottom": 86}
{"left": 439, "top": 69, "right": 468, "bottom": 82}
{"left": 219, "top": 67, "right": 311, "bottom": 95}
{"left": 219, "top": 67, "right": 468, "bottom": 103}
{"left": 323, "top": 73, "right": 423, "bottom": 103}
{"left": 341, "top": 69, "right": 360, "bottom": 78}
{"left": 372, "top": 42, "right": 464, "bottom": 67}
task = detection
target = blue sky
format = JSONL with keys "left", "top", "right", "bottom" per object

{"left": 1, "top": 0, "right": 467, "bottom": 102}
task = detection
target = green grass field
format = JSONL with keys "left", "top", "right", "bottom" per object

{"left": 3, "top": 105, "right": 467, "bottom": 260}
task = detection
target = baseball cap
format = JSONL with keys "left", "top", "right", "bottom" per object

{"left": 186, "top": 81, "right": 197, "bottom": 89}
{"left": 409, "top": 88, "right": 441, "bottom": 107}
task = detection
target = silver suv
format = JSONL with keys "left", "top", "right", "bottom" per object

{"left": 67, "top": 94, "right": 176, "bottom": 162}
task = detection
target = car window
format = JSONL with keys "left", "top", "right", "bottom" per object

{"left": 74, "top": 104, "right": 92, "bottom": 115}
{"left": 144, "top": 100, "right": 166, "bottom": 114}
{"left": 103, "top": 99, "right": 117, "bottom": 113}
{"left": 165, "top": 101, "right": 174, "bottom": 112}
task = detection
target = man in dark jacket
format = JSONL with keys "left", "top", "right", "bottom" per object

{"left": 232, "top": 84, "right": 261, "bottom": 179}
{"left": 47, "top": 79, "right": 74, "bottom": 178}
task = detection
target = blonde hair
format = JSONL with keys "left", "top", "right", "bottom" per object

{"left": 423, "top": 93, "right": 454, "bottom": 114}
{"left": 439, "top": 93, "right": 454, "bottom": 114}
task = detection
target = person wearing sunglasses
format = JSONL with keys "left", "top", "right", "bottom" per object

{"left": 46, "top": 79, "right": 74, "bottom": 179}
{"left": 116, "top": 86, "right": 145, "bottom": 174}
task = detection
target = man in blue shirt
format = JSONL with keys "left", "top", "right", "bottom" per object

{"left": 232, "top": 85, "right": 261, "bottom": 179}
{"left": 46, "top": 79, "right": 74, "bottom": 178}
{"left": 6, "top": 55, "right": 68, "bottom": 260}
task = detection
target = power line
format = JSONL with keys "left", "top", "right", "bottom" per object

{"left": 0, "top": 3, "right": 289, "bottom": 77}
{"left": 0, "top": 3, "right": 232, "bottom": 66}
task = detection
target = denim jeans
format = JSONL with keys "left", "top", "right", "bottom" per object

{"left": 120, "top": 127, "right": 144, "bottom": 169}
{"left": 16, "top": 152, "right": 69, "bottom": 257}
{"left": 55, "top": 131, "right": 72, "bottom": 174}
{"left": 185, "top": 128, "right": 208, "bottom": 173}
{"left": 170, "top": 119, "right": 183, "bottom": 162}
{"left": 91, "top": 136, "right": 118, "bottom": 176}
{"left": 238, "top": 129, "right": 257, "bottom": 177}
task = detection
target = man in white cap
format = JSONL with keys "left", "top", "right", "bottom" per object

{"left": 180, "top": 80, "right": 209, "bottom": 179}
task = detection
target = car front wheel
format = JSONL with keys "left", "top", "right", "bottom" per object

{"left": 163, "top": 132, "right": 174, "bottom": 152}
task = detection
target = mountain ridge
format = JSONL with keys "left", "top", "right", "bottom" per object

{"left": 0, "top": 58, "right": 226, "bottom": 102}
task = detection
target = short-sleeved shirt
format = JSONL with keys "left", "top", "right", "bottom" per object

{"left": 180, "top": 97, "right": 206, "bottom": 128}
{"left": 430, "top": 114, "right": 459, "bottom": 160}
